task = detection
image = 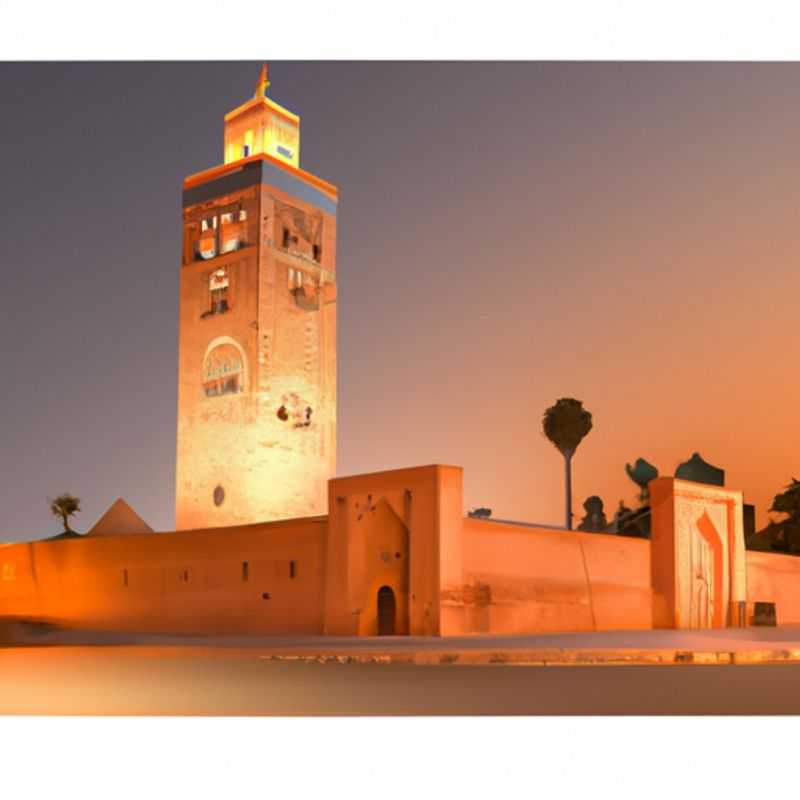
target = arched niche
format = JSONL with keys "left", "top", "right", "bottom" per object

{"left": 202, "top": 336, "right": 248, "bottom": 398}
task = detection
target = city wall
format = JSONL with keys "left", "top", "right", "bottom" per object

{"left": 457, "top": 520, "right": 800, "bottom": 634}
{"left": 3, "top": 463, "right": 800, "bottom": 636}
{"left": 745, "top": 550, "right": 800, "bottom": 624}
{"left": 0, "top": 517, "right": 327, "bottom": 635}
{"left": 457, "top": 521, "right": 652, "bottom": 634}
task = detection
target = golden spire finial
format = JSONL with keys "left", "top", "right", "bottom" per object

{"left": 255, "top": 63, "right": 271, "bottom": 98}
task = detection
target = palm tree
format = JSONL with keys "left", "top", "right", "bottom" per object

{"left": 49, "top": 493, "right": 81, "bottom": 534}
{"left": 542, "top": 398, "right": 593, "bottom": 530}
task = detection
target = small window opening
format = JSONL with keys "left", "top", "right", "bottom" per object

{"left": 262, "top": 592, "right": 271, "bottom": 600}
{"left": 243, "top": 144, "right": 251, "bottom": 157}
{"left": 289, "top": 560, "right": 297, "bottom": 579}
{"left": 206, "top": 267, "right": 230, "bottom": 316}
{"left": 197, "top": 217, "right": 218, "bottom": 261}
{"left": 220, "top": 209, "right": 243, "bottom": 253}
{"left": 312, "top": 244, "right": 321, "bottom": 262}
{"left": 183, "top": 570, "right": 189, "bottom": 583}
{"left": 123, "top": 568, "right": 129, "bottom": 587}
{"left": 242, "top": 561, "right": 249, "bottom": 582}
{"left": 282, "top": 227, "right": 290, "bottom": 248}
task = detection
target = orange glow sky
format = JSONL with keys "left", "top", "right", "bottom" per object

{"left": 0, "top": 62, "right": 798, "bottom": 539}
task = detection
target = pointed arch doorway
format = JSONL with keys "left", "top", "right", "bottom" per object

{"left": 377, "top": 586, "right": 397, "bottom": 635}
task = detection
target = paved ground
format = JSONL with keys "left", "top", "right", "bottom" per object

{"left": 3, "top": 626, "right": 800, "bottom": 714}
{"left": 6, "top": 623, "right": 800, "bottom": 662}
{"left": 2, "top": 645, "right": 800, "bottom": 715}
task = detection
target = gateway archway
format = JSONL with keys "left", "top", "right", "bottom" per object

{"left": 377, "top": 586, "right": 396, "bottom": 635}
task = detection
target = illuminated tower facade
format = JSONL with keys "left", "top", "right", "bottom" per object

{"left": 176, "top": 65, "right": 337, "bottom": 529}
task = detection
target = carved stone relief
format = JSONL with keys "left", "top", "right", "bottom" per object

{"left": 651, "top": 478, "right": 746, "bottom": 630}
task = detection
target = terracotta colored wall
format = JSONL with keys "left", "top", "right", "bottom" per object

{"left": 459, "top": 520, "right": 652, "bottom": 634}
{"left": 0, "top": 544, "right": 40, "bottom": 618}
{"left": 324, "top": 465, "right": 463, "bottom": 636}
{"left": 745, "top": 550, "right": 800, "bottom": 625}
{"left": 650, "top": 477, "right": 746, "bottom": 629}
{"left": 12, "top": 463, "right": 800, "bottom": 638}
{"left": 2, "top": 466, "right": 654, "bottom": 638}
{"left": 438, "top": 467, "right": 465, "bottom": 635}
{"left": 0, "top": 518, "right": 327, "bottom": 635}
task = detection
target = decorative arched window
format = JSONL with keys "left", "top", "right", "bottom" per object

{"left": 202, "top": 342, "right": 245, "bottom": 398}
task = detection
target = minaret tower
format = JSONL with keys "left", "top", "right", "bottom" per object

{"left": 176, "top": 65, "right": 338, "bottom": 529}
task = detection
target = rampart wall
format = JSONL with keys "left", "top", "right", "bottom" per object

{"left": 745, "top": 550, "right": 800, "bottom": 624}
{"left": 3, "top": 498, "right": 800, "bottom": 636}
{"left": 0, "top": 517, "right": 326, "bottom": 635}
{"left": 459, "top": 520, "right": 652, "bottom": 634}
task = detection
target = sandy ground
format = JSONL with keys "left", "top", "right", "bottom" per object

{"left": 3, "top": 626, "right": 800, "bottom": 714}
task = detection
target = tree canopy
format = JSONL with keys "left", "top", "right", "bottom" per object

{"left": 49, "top": 493, "right": 81, "bottom": 533}
{"left": 769, "top": 478, "right": 800, "bottom": 520}
{"left": 542, "top": 398, "right": 593, "bottom": 458}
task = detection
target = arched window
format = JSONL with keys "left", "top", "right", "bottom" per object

{"left": 208, "top": 267, "right": 229, "bottom": 315}
{"left": 202, "top": 342, "right": 245, "bottom": 398}
{"left": 198, "top": 215, "right": 218, "bottom": 260}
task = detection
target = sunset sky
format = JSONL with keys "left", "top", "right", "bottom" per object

{"left": 1, "top": 61, "right": 798, "bottom": 540}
